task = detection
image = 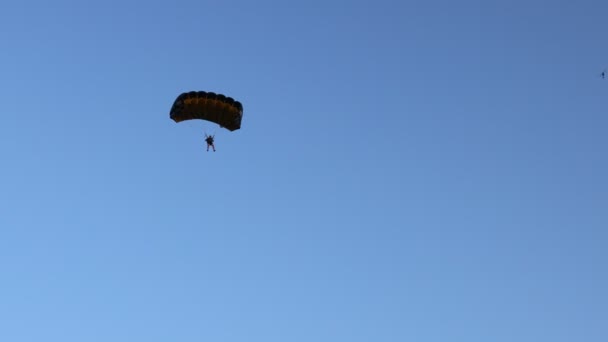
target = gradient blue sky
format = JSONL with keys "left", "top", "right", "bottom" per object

{"left": 1, "top": 1, "right": 607, "bottom": 341}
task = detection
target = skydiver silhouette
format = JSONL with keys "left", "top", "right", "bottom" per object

{"left": 602, "top": 71, "right": 606, "bottom": 79}
{"left": 205, "top": 133, "right": 216, "bottom": 152}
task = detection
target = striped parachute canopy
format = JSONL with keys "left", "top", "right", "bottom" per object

{"left": 170, "top": 91, "right": 243, "bottom": 131}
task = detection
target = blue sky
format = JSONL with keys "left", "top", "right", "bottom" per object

{"left": 1, "top": 0, "right": 606, "bottom": 341}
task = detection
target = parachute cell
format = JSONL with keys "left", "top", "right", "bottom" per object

{"left": 170, "top": 91, "right": 243, "bottom": 131}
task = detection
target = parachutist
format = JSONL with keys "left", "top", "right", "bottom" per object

{"left": 602, "top": 71, "right": 606, "bottom": 79}
{"left": 205, "top": 134, "right": 216, "bottom": 152}
{"left": 170, "top": 90, "right": 242, "bottom": 153}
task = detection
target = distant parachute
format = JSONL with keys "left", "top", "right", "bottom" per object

{"left": 170, "top": 91, "right": 243, "bottom": 131}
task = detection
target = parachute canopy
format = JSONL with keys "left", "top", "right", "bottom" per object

{"left": 170, "top": 91, "right": 243, "bottom": 131}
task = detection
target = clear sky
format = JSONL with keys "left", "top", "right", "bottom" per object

{"left": 1, "top": 0, "right": 606, "bottom": 341}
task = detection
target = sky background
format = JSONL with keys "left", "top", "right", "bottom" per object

{"left": 0, "top": 0, "right": 607, "bottom": 341}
